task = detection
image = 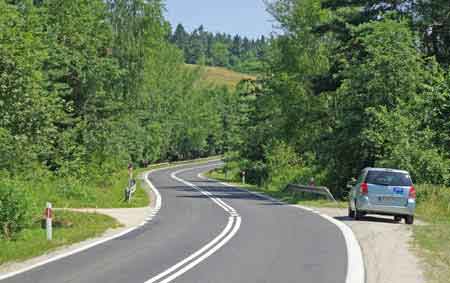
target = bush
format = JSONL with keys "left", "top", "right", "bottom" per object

{"left": 264, "top": 142, "right": 304, "bottom": 191}
{"left": 0, "top": 184, "right": 34, "bottom": 239}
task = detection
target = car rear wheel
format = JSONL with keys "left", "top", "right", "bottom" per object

{"left": 354, "top": 210, "right": 364, "bottom": 220}
{"left": 348, "top": 206, "right": 355, "bottom": 218}
{"left": 353, "top": 201, "right": 363, "bottom": 220}
{"left": 405, "top": 215, "right": 414, "bottom": 225}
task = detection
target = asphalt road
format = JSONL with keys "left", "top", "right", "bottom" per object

{"left": 2, "top": 161, "right": 348, "bottom": 283}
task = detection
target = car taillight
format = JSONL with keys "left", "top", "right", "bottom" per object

{"left": 409, "top": 186, "right": 416, "bottom": 199}
{"left": 360, "top": 183, "right": 368, "bottom": 195}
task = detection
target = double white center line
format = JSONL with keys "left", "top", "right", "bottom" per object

{"left": 144, "top": 165, "right": 241, "bottom": 283}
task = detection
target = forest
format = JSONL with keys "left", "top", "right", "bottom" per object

{"left": 224, "top": 0, "right": 450, "bottom": 198}
{"left": 0, "top": 0, "right": 237, "bottom": 239}
{"left": 170, "top": 24, "right": 269, "bottom": 74}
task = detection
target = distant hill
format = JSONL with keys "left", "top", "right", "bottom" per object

{"left": 186, "top": 64, "right": 256, "bottom": 88}
{"left": 171, "top": 24, "right": 268, "bottom": 75}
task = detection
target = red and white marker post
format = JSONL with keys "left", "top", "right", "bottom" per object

{"left": 44, "top": 202, "right": 53, "bottom": 241}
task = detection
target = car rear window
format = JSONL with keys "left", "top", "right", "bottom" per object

{"left": 365, "top": 171, "right": 413, "bottom": 186}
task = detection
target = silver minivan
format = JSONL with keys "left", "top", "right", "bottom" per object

{"left": 348, "top": 168, "right": 416, "bottom": 224}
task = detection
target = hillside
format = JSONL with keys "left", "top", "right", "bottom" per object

{"left": 186, "top": 64, "right": 256, "bottom": 88}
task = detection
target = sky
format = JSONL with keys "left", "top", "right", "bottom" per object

{"left": 164, "top": 0, "right": 274, "bottom": 39}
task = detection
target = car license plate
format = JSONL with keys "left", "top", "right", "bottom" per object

{"left": 393, "top": 188, "right": 404, "bottom": 195}
{"left": 379, "top": 196, "right": 397, "bottom": 202}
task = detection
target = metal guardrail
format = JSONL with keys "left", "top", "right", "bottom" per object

{"left": 286, "top": 184, "right": 337, "bottom": 202}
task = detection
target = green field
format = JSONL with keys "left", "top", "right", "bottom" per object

{"left": 185, "top": 64, "right": 256, "bottom": 88}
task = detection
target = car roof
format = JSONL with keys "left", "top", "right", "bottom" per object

{"left": 364, "top": 167, "right": 410, "bottom": 174}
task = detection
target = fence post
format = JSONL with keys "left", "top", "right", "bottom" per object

{"left": 45, "top": 202, "right": 52, "bottom": 241}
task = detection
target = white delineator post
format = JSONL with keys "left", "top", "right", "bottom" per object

{"left": 45, "top": 202, "right": 52, "bottom": 241}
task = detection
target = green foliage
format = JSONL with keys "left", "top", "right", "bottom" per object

{"left": 0, "top": 184, "right": 34, "bottom": 239}
{"left": 0, "top": 210, "right": 120, "bottom": 265}
{"left": 265, "top": 142, "right": 302, "bottom": 190}
{"left": 170, "top": 24, "right": 268, "bottom": 74}
{"left": 0, "top": 0, "right": 237, "bottom": 241}
{"left": 416, "top": 184, "right": 450, "bottom": 223}
{"left": 230, "top": 0, "right": 450, "bottom": 198}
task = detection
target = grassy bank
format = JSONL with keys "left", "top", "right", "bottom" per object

{"left": 413, "top": 184, "right": 450, "bottom": 283}
{"left": 0, "top": 210, "right": 120, "bottom": 265}
{"left": 23, "top": 171, "right": 150, "bottom": 209}
{"left": 14, "top": 156, "right": 222, "bottom": 211}
{"left": 205, "top": 168, "right": 346, "bottom": 208}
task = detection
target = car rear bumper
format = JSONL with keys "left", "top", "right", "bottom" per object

{"left": 356, "top": 196, "right": 416, "bottom": 216}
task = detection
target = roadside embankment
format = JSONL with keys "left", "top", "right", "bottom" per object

{"left": 413, "top": 184, "right": 450, "bottom": 283}
{"left": 0, "top": 211, "right": 120, "bottom": 268}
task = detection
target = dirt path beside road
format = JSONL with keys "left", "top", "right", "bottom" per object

{"left": 306, "top": 207, "right": 425, "bottom": 283}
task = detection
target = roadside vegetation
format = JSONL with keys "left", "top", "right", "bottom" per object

{"left": 0, "top": 211, "right": 120, "bottom": 265}
{"left": 209, "top": 2, "right": 450, "bottom": 281}
{"left": 206, "top": 168, "right": 347, "bottom": 208}
{"left": 414, "top": 185, "right": 450, "bottom": 283}
{"left": 2, "top": 0, "right": 450, "bottom": 280}
{"left": 0, "top": 0, "right": 238, "bottom": 250}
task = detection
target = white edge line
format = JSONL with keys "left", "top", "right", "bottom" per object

{"left": 0, "top": 225, "right": 138, "bottom": 281}
{"left": 318, "top": 213, "right": 365, "bottom": 283}
{"left": 202, "top": 173, "right": 365, "bottom": 283}
{"left": 0, "top": 161, "right": 216, "bottom": 282}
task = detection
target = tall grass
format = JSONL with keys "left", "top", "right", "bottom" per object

{"left": 416, "top": 184, "right": 450, "bottom": 223}
{"left": 4, "top": 169, "right": 149, "bottom": 210}
{"left": 414, "top": 184, "right": 450, "bottom": 283}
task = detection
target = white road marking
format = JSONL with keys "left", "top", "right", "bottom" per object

{"left": 203, "top": 171, "right": 366, "bottom": 283}
{"left": 0, "top": 162, "right": 176, "bottom": 281}
{"left": 144, "top": 165, "right": 241, "bottom": 283}
{"left": 158, "top": 217, "right": 241, "bottom": 283}
{"left": 144, "top": 217, "right": 235, "bottom": 283}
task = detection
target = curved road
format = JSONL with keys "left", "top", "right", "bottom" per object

{"left": 2, "top": 161, "right": 348, "bottom": 283}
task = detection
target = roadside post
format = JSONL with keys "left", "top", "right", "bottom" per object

{"left": 242, "top": 171, "right": 246, "bottom": 185}
{"left": 125, "top": 163, "right": 137, "bottom": 203}
{"left": 126, "top": 179, "right": 137, "bottom": 203}
{"left": 45, "top": 202, "right": 52, "bottom": 241}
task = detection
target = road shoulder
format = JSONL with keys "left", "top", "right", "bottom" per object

{"left": 304, "top": 207, "right": 425, "bottom": 283}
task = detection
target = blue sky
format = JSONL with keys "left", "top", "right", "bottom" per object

{"left": 164, "top": 0, "right": 274, "bottom": 38}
